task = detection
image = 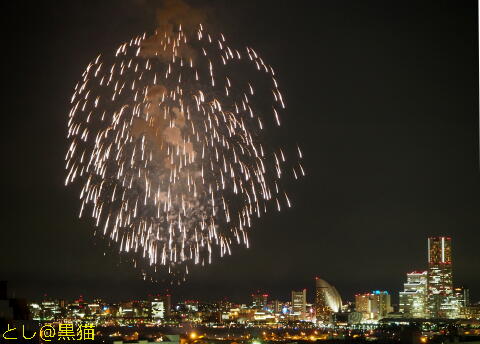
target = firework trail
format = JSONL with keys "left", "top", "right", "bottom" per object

{"left": 65, "top": 19, "right": 303, "bottom": 278}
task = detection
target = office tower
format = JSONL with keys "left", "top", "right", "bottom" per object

{"left": 355, "top": 291, "right": 392, "bottom": 321}
{"left": 453, "top": 286, "right": 470, "bottom": 318}
{"left": 149, "top": 294, "right": 171, "bottom": 317}
{"left": 151, "top": 298, "right": 165, "bottom": 320}
{"left": 427, "top": 236, "right": 453, "bottom": 318}
{"left": 269, "top": 299, "right": 283, "bottom": 313}
{"left": 291, "top": 289, "right": 307, "bottom": 316}
{"left": 251, "top": 292, "right": 268, "bottom": 309}
{"left": 399, "top": 270, "right": 428, "bottom": 318}
{"left": 370, "top": 291, "right": 392, "bottom": 319}
{"left": 355, "top": 293, "right": 370, "bottom": 316}
{"left": 453, "top": 286, "right": 470, "bottom": 308}
{"left": 314, "top": 277, "right": 342, "bottom": 322}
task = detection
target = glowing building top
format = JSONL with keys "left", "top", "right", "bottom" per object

{"left": 428, "top": 236, "right": 452, "bottom": 265}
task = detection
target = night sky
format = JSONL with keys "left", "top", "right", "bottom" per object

{"left": 2, "top": 0, "right": 479, "bottom": 305}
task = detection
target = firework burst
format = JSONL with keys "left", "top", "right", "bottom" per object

{"left": 66, "top": 23, "right": 303, "bottom": 279}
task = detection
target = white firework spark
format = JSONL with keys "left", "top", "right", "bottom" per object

{"left": 66, "top": 24, "right": 302, "bottom": 278}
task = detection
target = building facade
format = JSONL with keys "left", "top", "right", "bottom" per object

{"left": 427, "top": 236, "right": 453, "bottom": 318}
{"left": 355, "top": 291, "right": 392, "bottom": 321}
{"left": 399, "top": 270, "right": 428, "bottom": 318}
{"left": 291, "top": 289, "right": 307, "bottom": 318}
{"left": 314, "top": 277, "right": 342, "bottom": 323}
{"left": 152, "top": 299, "right": 165, "bottom": 320}
{"left": 251, "top": 292, "right": 268, "bottom": 309}
{"left": 452, "top": 286, "right": 470, "bottom": 318}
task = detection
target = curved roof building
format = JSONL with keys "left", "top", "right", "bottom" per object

{"left": 314, "top": 277, "right": 342, "bottom": 320}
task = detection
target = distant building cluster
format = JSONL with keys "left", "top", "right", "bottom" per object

{"left": 15, "top": 236, "right": 479, "bottom": 328}
{"left": 398, "top": 237, "right": 473, "bottom": 320}
{"left": 314, "top": 236, "right": 479, "bottom": 324}
{"left": 28, "top": 294, "right": 173, "bottom": 325}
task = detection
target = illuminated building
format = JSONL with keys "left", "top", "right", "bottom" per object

{"left": 217, "top": 299, "right": 233, "bottom": 312}
{"left": 251, "top": 292, "right": 268, "bottom": 309}
{"left": 131, "top": 300, "right": 151, "bottom": 318}
{"left": 399, "top": 270, "right": 427, "bottom": 318}
{"left": 464, "top": 304, "right": 480, "bottom": 320}
{"left": 29, "top": 303, "right": 41, "bottom": 320}
{"left": 119, "top": 301, "right": 136, "bottom": 318}
{"left": 427, "top": 236, "right": 453, "bottom": 318}
{"left": 253, "top": 310, "right": 276, "bottom": 323}
{"left": 314, "top": 277, "right": 342, "bottom": 322}
{"left": 269, "top": 299, "right": 283, "bottom": 313}
{"left": 185, "top": 300, "right": 199, "bottom": 312}
{"left": 453, "top": 286, "right": 469, "bottom": 308}
{"left": 355, "top": 291, "right": 392, "bottom": 321}
{"left": 149, "top": 294, "right": 171, "bottom": 317}
{"left": 152, "top": 299, "right": 165, "bottom": 320}
{"left": 291, "top": 289, "right": 307, "bottom": 317}
{"left": 452, "top": 286, "right": 470, "bottom": 318}
{"left": 226, "top": 307, "right": 255, "bottom": 324}
{"left": 87, "top": 302, "right": 101, "bottom": 316}
{"left": 41, "top": 299, "right": 62, "bottom": 320}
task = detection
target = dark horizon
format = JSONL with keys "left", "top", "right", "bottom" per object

{"left": 2, "top": 0, "right": 479, "bottom": 305}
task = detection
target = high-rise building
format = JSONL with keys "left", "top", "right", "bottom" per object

{"left": 452, "top": 286, "right": 470, "bottom": 318}
{"left": 355, "top": 294, "right": 370, "bottom": 315}
{"left": 291, "top": 289, "right": 307, "bottom": 317}
{"left": 251, "top": 292, "right": 268, "bottom": 309}
{"left": 453, "top": 286, "right": 469, "bottom": 308}
{"left": 355, "top": 291, "right": 392, "bottom": 321}
{"left": 399, "top": 270, "right": 428, "bottom": 318}
{"left": 314, "top": 277, "right": 342, "bottom": 323}
{"left": 427, "top": 236, "right": 453, "bottom": 318}
{"left": 268, "top": 299, "right": 283, "bottom": 313}
{"left": 149, "top": 294, "right": 171, "bottom": 317}
{"left": 151, "top": 299, "right": 165, "bottom": 320}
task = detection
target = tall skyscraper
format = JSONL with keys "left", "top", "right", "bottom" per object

{"left": 314, "top": 277, "right": 342, "bottom": 323}
{"left": 291, "top": 289, "right": 307, "bottom": 316}
{"left": 427, "top": 236, "right": 453, "bottom": 318}
{"left": 399, "top": 270, "right": 428, "bottom": 318}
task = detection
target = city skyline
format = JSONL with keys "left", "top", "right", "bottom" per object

{"left": 5, "top": 236, "right": 477, "bottom": 311}
{"left": 8, "top": 234, "right": 479, "bottom": 325}
{"left": 1, "top": 235, "right": 478, "bottom": 344}
{"left": 1, "top": 0, "right": 479, "bottom": 305}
